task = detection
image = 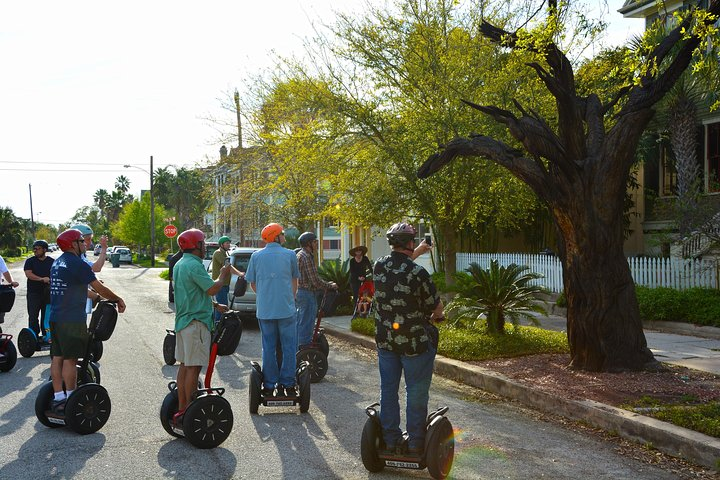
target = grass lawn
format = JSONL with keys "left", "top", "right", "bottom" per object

{"left": 351, "top": 316, "right": 569, "bottom": 362}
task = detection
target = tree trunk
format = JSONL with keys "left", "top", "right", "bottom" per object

{"left": 439, "top": 222, "right": 458, "bottom": 287}
{"left": 557, "top": 206, "right": 658, "bottom": 372}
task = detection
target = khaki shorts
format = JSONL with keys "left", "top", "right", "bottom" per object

{"left": 50, "top": 322, "right": 88, "bottom": 359}
{"left": 175, "top": 320, "right": 211, "bottom": 367}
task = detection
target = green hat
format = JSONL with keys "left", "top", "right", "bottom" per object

{"left": 218, "top": 236, "right": 231, "bottom": 245}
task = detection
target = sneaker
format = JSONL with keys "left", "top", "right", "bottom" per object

{"left": 283, "top": 385, "right": 297, "bottom": 397}
{"left": 261, "top": 387, "right": 275, "bottom": 398}
{"left": 50, "top": 399, "right": 66, "bottom": 415}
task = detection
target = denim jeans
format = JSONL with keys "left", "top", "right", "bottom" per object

{"left": 295, "top": 289, "right": 318, "bottom": 347}
{"left": 258, "top": 316, "right": 297, "bottom": 388}
{"left": 377, "top": 344, "right": 436, "bottom": 450}
{"left": 26, "top": 291, "right": 48, "bottom": 336}
{"left": 214, "top": 285, "right": 230, "bottom": 323}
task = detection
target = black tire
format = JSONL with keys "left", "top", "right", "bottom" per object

{"left": 18, "top": 328, "right": 37, "bottom": 358}
{"left": 91, "top": 341, "right": 103, "bottom": 362}
{"left": 183, "top": 395, "right": 234, "bottom": 449}
{"left": 249, "top": 368, "right": 261, "bottom": 414}
{"left": 296, "top": 348, "right": 328, "bottom": 383}
{"left": 35, "top": 381, "right": 62, "bottom": 428}
{"left": 65, "top": 384, "right": 112, "bottom": 435}
{"left": 160, "top": 387, "right": 182, "bottom": 438}
{"left": 163, "top": 333, "right": 176, "bottom": 366}
{"left": 297, "top": 364, "right": 311, "bottom": 413}
{"left": 0, "top": 339, "right": 17, "bottom": 372}
{"left": 360, "top": 417, "right": 385, "bottom": 472}
{"left": 425, "top": 417, "right": 455, "bottom": 480}
{"left": 317, "top": 331, "right": 329, "bottom": 358}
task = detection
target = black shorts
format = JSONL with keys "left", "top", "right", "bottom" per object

{"left": 50, "top": 322, "right": 88, "bottom": 359}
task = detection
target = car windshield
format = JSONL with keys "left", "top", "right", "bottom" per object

{"left": 205, "top": 244, "right": 219, "bottom": 260}
{"left": 232, "top": 254, "right": 251, "bottom": 273}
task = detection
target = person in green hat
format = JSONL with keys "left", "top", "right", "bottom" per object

{"left": 211, "top": 235, "right": 235, "bottom": 323}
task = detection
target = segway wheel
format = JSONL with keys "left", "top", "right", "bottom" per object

{"left": 317, "top": 331, "right": 329, "bottom": 358}
{"left": 160, "top": 386, "right": 182, "bottom": 438}
{"left": 249, "top": 367, "right": 262, "bottom": 414}
{"left": 35, "top": 381, "right": 62, "bottom": 428}
{"left": 163, "top": 332, "right": 176, "bottom": 366}
{"left": 297, "top": 362, "right": 311, "bottom": 413}
{"left": 296, "top": 348, "right": 328, "bottom": 383}
{"left": 64, "top": 384, "right": 112, "bottom": 435}
{"left": 360, "top": 416, "right": 385, "bottom": 472}
{"left": 91, "top": 340, "right": 103, "bottom": 362}
{"left": 18, "top": 328, "right": 37, "bottom": 358}
{"left": 425, "top": 417, "right": 455, "bottom": 480}
{"left": 183, "top": 395, "right": 234, "bottom": 449}
{"left": 0, "top": 339, "right": 17, "bottom": 372}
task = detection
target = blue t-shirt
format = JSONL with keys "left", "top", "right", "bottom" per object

{"left": 245, "top": 242, "right": 299, "bottom": 320}
{"left": 50, "top": 252, "right": 97, "bottom": 324}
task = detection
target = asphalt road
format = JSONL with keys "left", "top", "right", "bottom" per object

{"left": 0, "top": 259, "right": 690, "bottom": 479}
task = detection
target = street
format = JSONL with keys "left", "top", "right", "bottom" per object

{"left": 0, "top": 261, "right": 693, "bottom": 479}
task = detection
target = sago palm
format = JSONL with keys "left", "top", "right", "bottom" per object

{"left": 446, "top": 260, "right": 548, "bottom": 334}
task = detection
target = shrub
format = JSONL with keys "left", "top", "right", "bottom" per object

{"left": 636, "top": 286, "right": 720, "bottom": 327}
{"left": 318, "top": 258, "right": 352, "bottom": 310}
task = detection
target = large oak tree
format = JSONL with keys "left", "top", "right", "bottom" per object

{"left": 418, "top": 0, "right": 720, "bottom": 371}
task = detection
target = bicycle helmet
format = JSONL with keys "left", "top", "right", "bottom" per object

{"left": 178, "top": 228, "right": 205, "bottom": 251}
{"left": 70, "top": 224, "right": 93, "bottom": 236}
{"left": 32, "top": 240, "right": 49, "bottom": 250}
{"left": 298, "top": 232, "right": 317, "bottom": 248}
{"left": 57, "top": 229, "right": 84, "bottom": 252}
{"left": 386, "top": 223, "right": 416, "bottom": 247}
{"left": 218, "top": 235, "right": 231, "bottom": 246}
{"left": 261, "top": 223, "right": 284, "bottom": 243}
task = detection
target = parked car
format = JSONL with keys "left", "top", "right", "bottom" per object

{"left": 112, "top": 247, "right": 132, "bottom": 263}
{"left": 228, "top": 247, "right": 259, "bottom": 318}
{"left": 93, "top": 244, "right": 102, "bottom": 256}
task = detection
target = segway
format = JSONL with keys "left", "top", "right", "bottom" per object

{"left": 163, "top": 329, "right": 176, "bottom": 365}
{"left": 18, "top": 304, "right": 104, "bottom": 360}
{"left": 360, "top": 402, "right": 455, "bottom": 480}
{"left": 0, "top": 333, "right": 17, "bottom": 372}
{"left": 35, "top": 301, "right": 118, "bottom": 434}
{"left": 0, "top": 284, "right": 17, "bottom": 335}
{"left": 295, "top": 289, "right": 336, "bottom": 383}
{"left": 248, "top": 359, "right": 311, "bottom": 414}
{"left": 160, "top": 311, "right": 242, "bottom": 449}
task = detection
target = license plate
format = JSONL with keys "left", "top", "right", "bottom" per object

{"left": 385, "top": 460, "right": 420, "bottom": 469}
{"left": 266, "top": 400, "right": 295, "bottom": 407}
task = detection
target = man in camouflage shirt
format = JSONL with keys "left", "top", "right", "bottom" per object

{"left": 372, "top": 223, "right": 444, "bottom": 457}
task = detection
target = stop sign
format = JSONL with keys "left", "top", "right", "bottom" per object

{"left": 164, "top": 225, "right": 178, "bottom": 238}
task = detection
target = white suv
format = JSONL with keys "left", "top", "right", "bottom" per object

{"left": 228, "top": 248, "right": 259, "bottom": 318}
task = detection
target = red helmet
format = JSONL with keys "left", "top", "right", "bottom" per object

{"left": 178, "top": 228, "right": 205, "bottom": 251}
{"left": 261, "top": 223, "right": 284, "bottom": 243}
{"left": 57, "top": 229, "right": 84, "bottom": 252}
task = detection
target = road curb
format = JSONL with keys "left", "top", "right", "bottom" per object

{"left": 324, "top": 324, "right": 720, "bottom": 469}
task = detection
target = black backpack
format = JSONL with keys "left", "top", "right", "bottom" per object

{"left": 0, "top": 285, "right": 15, "bottom": 313}
{"left": 89, "top": 301, "right": 118, "bottom": 341}
{"left": 212, "top": 311, "right": 242, "bottom": 356}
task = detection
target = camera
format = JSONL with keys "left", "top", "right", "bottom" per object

{"left": 425, "top": 234, "right": 432, "bottom": 246}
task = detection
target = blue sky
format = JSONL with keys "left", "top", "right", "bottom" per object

{"left": 0, "top": 0, "right": 643, "bottom": 227}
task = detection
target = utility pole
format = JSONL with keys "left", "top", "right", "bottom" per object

{"left": 29, "top": 183, "right": 35, "bottom": 237}
{"left": 234, "top": 89, "right": 242, "bottom": 148}
{"left": 150, "top": 155, "right": 155, "bottom": 267}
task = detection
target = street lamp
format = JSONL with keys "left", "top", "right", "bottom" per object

{"left": 124, "top": 156, "right": 155, "bottom": 267}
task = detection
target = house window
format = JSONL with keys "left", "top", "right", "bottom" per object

{"left": 323, "top": 239, "right": 340, "bottom": 250}
{"left": 660, "top": 143, "right": 677, "bottom": 196}
{"left": 708, "top": 122, "right": 720, "bottom": 192}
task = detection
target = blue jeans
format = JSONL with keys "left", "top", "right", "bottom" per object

{"left": 214, "top": 285, "right": 230, "bottom": 323}
{"left": 377, "top": 345, "right": 436, "bottom": 450}
{"left": 295, "top": 289, "right": 318, "bottom": 347}
{"left": 258, "top": 316, "right": 297, "bottom": 388}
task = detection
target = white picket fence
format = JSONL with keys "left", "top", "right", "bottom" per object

{"left": 456, "top": 253, "right": 718, "bottom": 293}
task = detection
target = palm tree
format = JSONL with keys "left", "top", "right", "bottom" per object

{"left": 0, "top": 207, "right": 24, "bottom": 251}
{"left": 445, "top": 260, "right": 548, "bottom": 334}
{"left": 93, "top": 189, "right": 110, "bottom": 216}
{"left": 114, "top": 175, "right": 131, "bottom": 195}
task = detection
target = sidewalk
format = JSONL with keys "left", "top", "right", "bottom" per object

{"left": 321, "top": 314, "right": 720, "bottom": 469}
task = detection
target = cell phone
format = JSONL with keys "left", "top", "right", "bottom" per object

{"left": 425, "top": 234, "right": 432, "bottom": 246}
{"left": 224, "top": 257, "right": 231, "bottom": 266}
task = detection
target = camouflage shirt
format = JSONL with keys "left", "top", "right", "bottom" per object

{"left": 373, "top": 251, "right": 440, "bottom": 355}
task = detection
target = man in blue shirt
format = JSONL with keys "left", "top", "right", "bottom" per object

{"left": 245, "top": 223, "right": 299, "bottom": 397}
{"left": 49, "top": 229, "right": 126, "bottom": 414}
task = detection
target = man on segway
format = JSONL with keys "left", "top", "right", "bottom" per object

{"left": 171, "top": 228, "right": 231, "bottom": 426}
{"left": 24, "top": 240, "right": 54, "bottom": 338}
{"left": 296, "top": 231, "right": 336, "bottom": 347}
{"left": 48, "top": 229, "right": 126, "bottom": 414}
{"left": 373, "top": 223, "right": 443, "bottom": 456}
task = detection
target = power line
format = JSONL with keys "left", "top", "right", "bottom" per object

{"left": 2, "top": 160, "right": 145, "bottom": 166}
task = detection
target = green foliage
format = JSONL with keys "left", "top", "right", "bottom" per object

{"left": 623, "top": 398, "right": 720, "bottom": 439}
{"left": 318, "top": 258, "right": 352, "bottom": 308}
{"left": 555, "top": 291, "right": 567, "bottom": 307}
{"left": 445, "top": 261, "right": 548, "bottom": 334}
{"left": 636, "top": 286, "right": 720, "bottom": 327}
{"left": 111, "top": 193, "right": 168, "bottom": 250}
{"left": 350, "top": 317, "right": 569, "bottom": 361}
{"left": 159, "top": 269, "right": 170, "bottom": 280}
{"left": 0, "top": 206, "right": 24, "bottom": 251}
